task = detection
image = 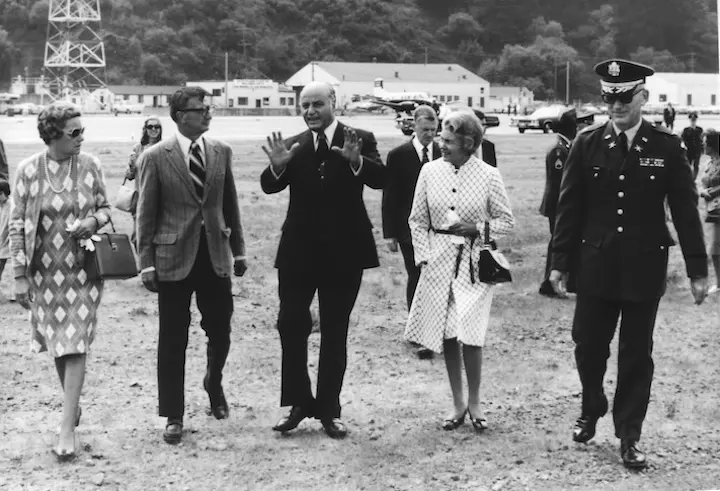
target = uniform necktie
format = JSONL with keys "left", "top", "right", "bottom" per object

{"left": 618, "top": 132, "right": 628, "bottom": 159}
{"left": 189, "top": 141, "right": 205, "bottom": 197}
{"left": 422, "top": 146, "right": 429, "bottom": 163}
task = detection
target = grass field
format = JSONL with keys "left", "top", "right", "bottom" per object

{"left": 1, "top": 124, "right": 719, "bottom": 491}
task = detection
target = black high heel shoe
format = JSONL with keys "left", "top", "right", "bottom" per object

{"left": 442, "top": 410, "right": 467, "bottom": 431}
{"left": 467, "top": 409, "right": 488, "bottom": 432}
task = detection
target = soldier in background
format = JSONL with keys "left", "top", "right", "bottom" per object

{"left": 538, "top": 108, "right": 577, "bottom": 297}
{"left": 550, "top": 59, "right": 707, "bottom": 470}
{"left": 680, "top": 111, "right": 704, "bottom": 180}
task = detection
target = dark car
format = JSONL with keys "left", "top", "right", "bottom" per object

{"left": 511, "top": 104, "right": 594, "bottom": 133}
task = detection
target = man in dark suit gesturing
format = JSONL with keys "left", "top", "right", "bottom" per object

{"left": 261, "top": 81, "right": 385, "bottom": 439}
{"left": 137, "top": 87, "right": 247, "bottom": 445}
{"left": 382, "top": 105, "right": 439, "bottom": 359}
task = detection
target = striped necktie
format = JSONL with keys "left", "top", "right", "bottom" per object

{"left": 422, "top": 146, "right": 429, "bottom": 163}
{"left": 189, "top": 141, "right": 205, "bottom": 197}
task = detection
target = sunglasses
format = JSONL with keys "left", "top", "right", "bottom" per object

{"left": 601, "top": 89, "right": 642, "bottom": 105}
{"left": 180, "top": 105, "right": 215, "bottom": 117}
{"left": 145, "top": 124, "right": 161, "bottom": 130}
{"left": 64, "top": 127, "right": 85, "bottom": 139}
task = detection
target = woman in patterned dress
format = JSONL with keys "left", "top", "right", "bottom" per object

{"left": 699, "top": 128, "right": 720, "bottom": 293}
{"left": 405, "top": 111, "right": 514, "bottom": 431}
{"left": 9, "top": 103, "right": 112, "bottom": 460}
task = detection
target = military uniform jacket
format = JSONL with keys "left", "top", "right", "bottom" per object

{"left": 539, "top": 134, "right": 571, "bottom": 218}
{"left": 551, "top": 120, "right": 707, "bottom": 301}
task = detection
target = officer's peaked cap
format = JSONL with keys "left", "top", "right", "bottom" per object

{"left": 594, "top": 59, "right": 654, "bottom": 94}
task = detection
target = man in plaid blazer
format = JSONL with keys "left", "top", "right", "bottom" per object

{"left": 137, "top": 87, "right": 247, "bottom": 445}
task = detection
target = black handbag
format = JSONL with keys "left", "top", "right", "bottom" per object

{"left": 475, "top": 222, "right": 511, "bottom": 285}
{"left": 68, "top": 158, "right": 138, "bottom": 280}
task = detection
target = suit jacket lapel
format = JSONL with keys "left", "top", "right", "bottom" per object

{"left": 202, "top": 138, "right": 220, "bottom": 202}
{"left": 164, "top": 136, "right": 201, "bottom": 204}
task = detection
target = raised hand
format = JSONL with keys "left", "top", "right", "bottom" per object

{"left": 262, "top": 132, "right": 299, "bottom": 174}
{"left": 331, "top": 127, "right": 363, "bottom": 170}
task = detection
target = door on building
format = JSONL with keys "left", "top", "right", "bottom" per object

{"left": 153, "top": 96, "right": 158, "bottom": 107}
{"left": 468, "top": 97, "right": 473, "bottom": 107}
{"left": 256, "top": 99, "right": 262, "bottom": 108}
{"left": 687, "top": 94, "right": 692, "bottom": 106}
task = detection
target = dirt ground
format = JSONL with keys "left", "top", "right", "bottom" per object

{"left": 1, "top": 118, "right": 720, "bottom": 491}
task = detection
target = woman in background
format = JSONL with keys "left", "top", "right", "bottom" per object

{"left": 10, "top": 102, "right": 112, "bottom": 461}
{"left": 699, "top": 128, "right": 720, "bottom": 293}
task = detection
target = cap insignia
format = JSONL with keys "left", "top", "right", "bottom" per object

{"left": 608, "top": 62, "right": 620, "bottom": 77}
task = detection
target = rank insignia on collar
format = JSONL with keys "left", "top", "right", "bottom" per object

{"left": 554, "top": 159, "right": 563, "bottom": 170}
{"left": 634, "top": 145, "right": 643, "bottom": 152}
{"left": 641, "top": 136, "right": 648, "bottom": 143}
{"left": 609, "top": 141, "right": 617, "bottom": 149}
{"left": 604, "top": 134, "right": 612, "bottom": 140}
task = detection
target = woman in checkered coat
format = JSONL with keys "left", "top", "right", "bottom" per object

{"left": 9, "top": 103, "right": 111, "bottom": 460}
{"left": 404, "top": 111, "right": 514, "bottom": 431}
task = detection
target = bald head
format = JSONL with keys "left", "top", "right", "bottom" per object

{"left": 300, "top": 82, "right": 336, "bottom": 131}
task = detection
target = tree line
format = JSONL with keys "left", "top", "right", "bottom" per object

{"left": 0, "top": 0, "right": 717, "bottom": 101}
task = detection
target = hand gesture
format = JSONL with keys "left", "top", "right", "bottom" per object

{"left": 234, "top": 258, "right": 247, "bottom": 277}
{"left": 690, "top": 276, "right": 708, "bottom": 305}
{"left": 262, "top": 132, "right": 300, "bottom": 174}
{"left": 387, "top": 239, "right": 399, "bottom": 253}
{"left": 331, "top": 127, "right": 363, "bottom": 170}
{"left": 549, "top": 270, "right": 569, "bottom": 298}
{"left": 14, "top": 277, "right": 32, "bottom": 310}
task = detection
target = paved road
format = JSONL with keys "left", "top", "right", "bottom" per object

{"left": 0, "top": 112, "right": 715, "bottom": 144}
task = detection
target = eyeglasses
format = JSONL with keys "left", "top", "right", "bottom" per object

{"left": 180, "top": 105, "right": 215, "bottom": 117}
{"left": 145, "top": 124, "right": 161, "bottom": 130}
{"left": 64, "top": 127, "right": 85, "bottom": 139}
{"left": 601, "top": 89, "right": 642, "bottom": 105}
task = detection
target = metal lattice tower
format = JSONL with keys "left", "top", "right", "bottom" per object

{"left": 43, "top": 0, "right": 107, "bottom": 103}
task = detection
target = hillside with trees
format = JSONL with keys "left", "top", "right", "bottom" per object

{"left": 0, "top": 0, "right": 717, "bottom": 101}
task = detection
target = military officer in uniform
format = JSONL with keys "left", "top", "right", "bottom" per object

{"left": 550, "top": 59, "right": 708, "bottom": 469}
{"left": 539, "top": 108, "right": 577, "bottom": 297}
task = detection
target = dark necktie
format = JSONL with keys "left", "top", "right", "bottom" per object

{"left": 189, "top": 141, "right": 205, "bottom": 197}
{"left": 317, "top": 132, "right": 329, "bottom": 179}
{"left": 422, "top": 146, "right": 429, "bottom": 163}
{"left": 618, "top": 132, "right": 628, "bottom": 159}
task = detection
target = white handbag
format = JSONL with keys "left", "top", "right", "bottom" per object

{"left": 115, "top": 178, "right": 138, "bottom": 213}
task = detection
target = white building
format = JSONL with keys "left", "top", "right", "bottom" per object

{"left": 488, "top": 85, "right": 534, "bottom": 112}
{"left": 645, "top": 72, "right": 719, "bottom": 108}
{"left": 188, "top": 79, "right": 296, "bottom": 111}
{"left": 94, "top": 85, "right": 184, "bottom": 108}
{"left": 285, "top": 61, "right": 491, "bottom": 109}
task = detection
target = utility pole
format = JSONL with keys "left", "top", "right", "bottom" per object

{"left": 565, "top": 60, "right": 570, "bottom": 105}
{"left": 311, "top": 61, "right": 315, "bottom": 81}
{"left": 425, "top": 47, "right": 428, "bottom": 65}
{"left": 224, "top": 52, "right": 229, "bottom": 108}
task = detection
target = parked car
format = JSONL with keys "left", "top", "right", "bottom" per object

{"left": 11, "top": 102, "right": 42, "bottom": 115}
{"left": 511, "top": 105, "right": 594, "bottom": 134}
{"left": 112, "top": 100, "right": 144, "bottom": 115}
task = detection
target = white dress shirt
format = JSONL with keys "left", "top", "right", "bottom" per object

{"left": 412, "top": 136, "right": 434, "bottom": 162}
{"left": 175, "top": 131, "right": 207, "bottom": 169}
{"left": 612, "top": 119, "right": 643, "bottom": 149}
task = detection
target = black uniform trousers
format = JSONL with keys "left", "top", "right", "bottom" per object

{"left": 398, "top": 240, "right": 420, "bottom": 310}
{"left": 572, "top": 294, "right": 660, "bottom": 441}
{"left": 277, "top": 264, "right": 363, "bottom": 420}
{"left": 157, "top": 233, "right": 234, "bottom": 418}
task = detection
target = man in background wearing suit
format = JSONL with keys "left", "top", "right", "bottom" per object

{"left": 382, "top": 105, "right": 439, "bottom": 360}
{"left": 475, "top": 110, "right": 497, "bottom": 167}
{"left": 137, "top": 87, "right": 247, "bottom": 444}
{"left": 261, "top": 81, "right": 385, "bottom": 439}
{"left": 538, "top": 108, "right": 577, "bottom": 297}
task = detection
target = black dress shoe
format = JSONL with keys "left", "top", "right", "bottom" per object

{"left": 203, "top": 375, "right": 229, "bottom": 420}
{"left": 539, "top": 283, "right": 559, "bottom": 297}
{"left": 621, "top": 440, "right": 647, "bottom": 469}
{"left": 273, "top": 406, "right": 311, "bottom": 432}
{"left": 163, "top": 418, "right": 183, "bottom": 445}
{"left": 417, "top": 348, "right": 434, "bottom": 360}
{"left": 572, "top": 415, "right": 600, "bottom": 443}
{"left": 321, "top": 418, "right": 348, "bottom": 439}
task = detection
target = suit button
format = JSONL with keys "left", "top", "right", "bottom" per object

{"left": 452, "top": 188, "right": 457, "bottom": 192}
{"left": 617, "top": 209, "right": 623, "bottom": 215}
{"left": 650, "top": 175, "right": 656, "bottom": 180}
{"left": 619, "top": 174, "right": 625, "bottom": 180}
{"left": 450, "top": 206, "right": 455, "bottom": 211}
{"left": 618, "top": 191, "right": 625, "bottom": 198}
{"left": 617, "top": 226, "right": 624, "bottom": 233}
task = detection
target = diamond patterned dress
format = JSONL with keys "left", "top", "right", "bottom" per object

{"left": 29, "top": 159, "right": 103, "bottom": 357}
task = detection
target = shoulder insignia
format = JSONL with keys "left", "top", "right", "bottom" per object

{"left": 577, "top": 121, "right": 605, "bottom": 136}
{"left": 554, "top": 159, "right": 563, "bottom": 170}
{"left": 650, "top": 123, "right": 673, "bottom": 135}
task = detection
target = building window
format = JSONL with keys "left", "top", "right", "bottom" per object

{"left": 439, "top": 95, "right": 445, "bottom": 102}
{"left": 288, "top": 97, "right": 294, "bottom": 106}
{"left": 212, "top": 88, "right": 222, "bottom": 97}
{"left": 280, "top": 97, "right": 286, "bottom": 105}
{"left": 238, "top": 97, "right": 248, "bottom": 106}
{"left": 712, "top": 94, "right": 717, "bottom": 106}
{"left": 228, "top": 99, "right": 234, "bottom": 107}
{"left": 446, "top": 95, "right": 452, "bottom": 101}
{"left": 262, "top": 97, "right": 270, "bottom": 106}
{"left": 468, "top": 97, "right": 473, "bottom": 106}
{"left": 138, "top": 95, "right": 144, "bottom": 103}
{"left": 454, "top": 95, "right": 460, "bottom": 101}
{"left": 659, "top": 94, "right": 667, "bottom": 102}
{"left": 481, "top": 87, "right": 485, "bottom": 94}
{"left": 480, "top": 97, "right": 485, "bottom": 107}
{"left": 123, "top": 94, "right": 129, "bottom": 100}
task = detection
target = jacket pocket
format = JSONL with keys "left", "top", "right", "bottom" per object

{"left": 152, "top": 233, "right": 177, "bottom": 245}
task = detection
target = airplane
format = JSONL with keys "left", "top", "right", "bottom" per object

{"left": 371, "top": 78, "right": 433, "bottom": 102}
